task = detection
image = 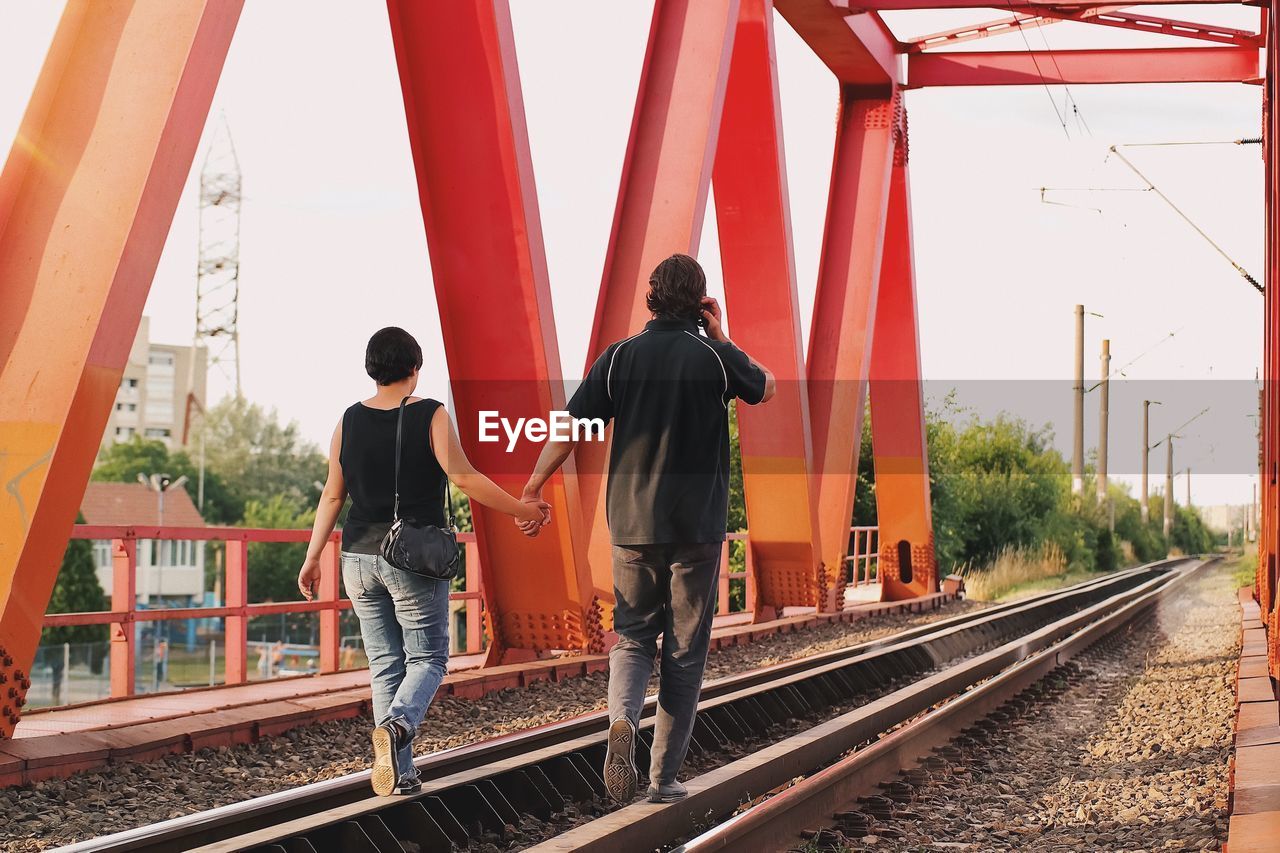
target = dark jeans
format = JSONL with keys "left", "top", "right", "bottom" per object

{"left": 608, "top": 542, "right": 721, "bottom": 785}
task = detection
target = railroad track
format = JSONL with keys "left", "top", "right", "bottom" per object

{"left": 54, "top": 558, "right": 1201, "bottom": 853}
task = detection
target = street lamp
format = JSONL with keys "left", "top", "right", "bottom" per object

{"left": 137, "top": 472, "right": 188, "bottom": 604}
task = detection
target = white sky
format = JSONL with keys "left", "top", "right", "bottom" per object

{"left": 0, "top": 1, "right": 1266, "bottom": 509}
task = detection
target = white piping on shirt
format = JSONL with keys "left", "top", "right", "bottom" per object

{"left": 606, "top": 330, "right": 649, "bottom": 401}
{"left": 684, "top": 331, "right": 729, "bottom": 407}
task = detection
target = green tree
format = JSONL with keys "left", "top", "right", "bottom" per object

{"left": 93, "top": 437, "right": 239, "bottom": 523}
{"left": 1111, "top": 485, "right": 1166, "bottom": 563}
{"left": 198, "top": 396, "right": 327, "bottom": 512}
{"left": 1170, "top": 505, "right": 1214, "bottom": 555}
{"left": 946, "top": 415, "right": 1070, "bottom": 566}
{"left": 42, "top": 516, "right": 109, "bottom": 672}
{"left": 243, "top": 495, "right": 315, "bottom": 603}
{"left": 728, "top": 403, "right": 746, "bottom": 533}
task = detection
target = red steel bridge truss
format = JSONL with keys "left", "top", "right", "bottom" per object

{"left": 0, "top": 0, "right": 1273, "bottom": 740}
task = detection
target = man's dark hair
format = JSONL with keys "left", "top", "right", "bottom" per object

{"left": 365, "top": 327, "right": 423, "bottom": 385}
{"left": 646, "top": 254, "right": 706, "bottom": 322}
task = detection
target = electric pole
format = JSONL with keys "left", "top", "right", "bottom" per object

{"left": 1072, "top": 305, "right": 1085, "bottom": 495}
{"left": 1252, "top": 482, "right": 1258, "bottom": 541}
{"left": 1141, "top": 400, "right": 1161, "bottom": 523}
{"left": 1164, "top": 434, "right": 1174, "bottom": 539}
{"left": 1097, "top": 338, "right": 1110, "bottom": 508}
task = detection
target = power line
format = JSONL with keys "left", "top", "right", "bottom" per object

{"left": 1107, "top": 144, "right": 1262, "bottom": 295}
{"left": 1005, "top": 0, "right": 1069, "bottom": 139}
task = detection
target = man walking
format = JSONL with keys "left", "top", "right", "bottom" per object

{"left": 520, "top": 254, "right": 775, "bottom": 803}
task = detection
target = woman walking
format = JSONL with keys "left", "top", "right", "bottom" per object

{"left": 298, "top": 327, "right": 550, "bottom": 795}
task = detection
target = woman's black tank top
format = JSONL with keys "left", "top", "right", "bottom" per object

{"left": 340, "top": 398, "right": 447, "bottom": 553}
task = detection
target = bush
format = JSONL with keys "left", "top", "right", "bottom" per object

{"left": 962, "top": 543, "right": 1066, "bottom": 601}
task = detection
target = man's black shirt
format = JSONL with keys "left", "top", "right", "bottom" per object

{"left": 568, "top": 317, "right": 767, "bottom": 545}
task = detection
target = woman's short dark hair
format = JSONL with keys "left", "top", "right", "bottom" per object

{"left": 646, "top": 254, "right": 706, "bottom": 321}
{"left": 365, "top": 327, "right": 423, "bottom": 385}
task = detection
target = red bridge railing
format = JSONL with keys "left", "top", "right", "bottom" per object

{"left": 847, "top": 526, "right": 879, "bottom": 586}
{"left": 40, "top": 524, "right": 873, "bottom": 705}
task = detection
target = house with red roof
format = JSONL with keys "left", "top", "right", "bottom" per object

{"left": 81, "top": 482, "right": 207, "bottom": 605}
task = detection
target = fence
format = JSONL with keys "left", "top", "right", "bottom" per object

{"left": 39, "top": 524, "right": 874, "bottom": 705}
{"left": 847, "top": 526, "right": 879, "bottom": 585}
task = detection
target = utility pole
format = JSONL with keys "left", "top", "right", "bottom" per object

{"left": 1186, "top": 468, "right": 1191, "bottom": 508}
{"left": 1164, "top": 434, "right": 1174, "bottom": 539}
{"left": 1252, "top": 482, "right": 1258, "bottom": 541}
{"left": 1097, "top": 338, "right": 1110, "bottom": 508}
{"left": 1072, "top": 305, "right": 1085, "bottom": 495}
{"left": 1141, "top": 400, "right": 1161, "bottom": 523}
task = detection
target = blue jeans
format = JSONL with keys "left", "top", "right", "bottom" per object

{"left": 341, "top": 551, "right": 451, "bottom": 783}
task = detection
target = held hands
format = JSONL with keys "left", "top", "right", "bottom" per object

{"left": 297, "top": 557, "right": 321, "bottom": 601}
{"left": 516, "top": 491, "right": 552, "bottom": 538}
{"left": 516, "top": 484, "right": 552, "bottom": 537}
{"left": 700, "top": 296, "right": 728, "bottom": 342}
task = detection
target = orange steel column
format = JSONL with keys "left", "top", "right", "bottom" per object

{"left": 714, "top": 0, "right": 824, "bottom": 621}
{"left": 806, "top": 91, "right": 901, "bottom": 611}
{"left": 0, "top": 0, "right": 242, "bottom": 738}
{"left": 108, "top": 538, "right": 138, "bottom": 699}
{"left": 576, "top": 0, "right": 740, "bottom": 622}
{"left": 1265, "top": 7, "right": 1279, "bottom": 680}
{"left": 386, "top": 0, "right": 598, "bottom": 661}
{"left": 869, "top": 157, "right": 938, "bottom": 600}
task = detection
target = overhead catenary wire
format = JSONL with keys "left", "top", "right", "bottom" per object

{"left": 1027, "top": 7, "right": 1091, "bottom": 139}
{"left": 1150, "top": 407, "right": 1211, "bottom": 449}
{"left": 1119, "top": 138, "right": 1261, "bottom": 148}
{"left": 1005, "top": 0, "right": 1070, "bottom": 139}
{"left": 1084, "top": 326, "right": 1184, "bottom": 393}
{"left": 1107, "top": 144, "right": 1263, "bottom": 295}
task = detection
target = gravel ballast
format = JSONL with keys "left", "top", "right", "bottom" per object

{"left": 0, "top": 599, "right": 984, "bottom": 852}
{"left": 806, "top": 560, "right": 1239, "bottom": 853}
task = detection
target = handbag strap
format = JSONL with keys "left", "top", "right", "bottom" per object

{"left": 393, "top": 397, "right": 456, "bottom": 529}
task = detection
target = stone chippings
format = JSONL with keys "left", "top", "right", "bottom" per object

{"left": 0, "top": 599, "right": 985, "bottom": 852}
{"left": 798, "top": 562, "right": 1239, "bottom": 853}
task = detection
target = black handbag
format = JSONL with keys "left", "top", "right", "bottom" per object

{"left": 379, "top": 397, "right": 461, "bottom": 580}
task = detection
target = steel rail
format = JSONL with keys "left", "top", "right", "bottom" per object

{"left": 676, "top": 556, "right": 1212, "bottom": 851}
{"left": 51, "top": 560, "right": 1187, "bottom": 853}
{"left": 526, "top": 560, "right": 1203, "bottom": 852}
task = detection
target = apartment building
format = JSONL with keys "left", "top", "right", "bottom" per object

{"left": 102, "top": 316, "right": 208, "bottom": 450}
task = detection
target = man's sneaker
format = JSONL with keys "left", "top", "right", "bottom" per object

{"left": 647, "top": 780, "right": 687, "bottom": 804}
{"left": 371, "top": 719, "right": 410, "bottom": 797}
{"left": 603, "top": 717, "right": 638, "bottom": 803}
{"left": 395, "top": 777, "right": 422, "bottom": 795}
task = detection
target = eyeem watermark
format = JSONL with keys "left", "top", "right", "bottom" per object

{"left": 478, "top": 410, "right": 606, "bottom": 452}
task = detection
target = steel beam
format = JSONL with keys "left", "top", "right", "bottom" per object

{"left": 386, "top": 0, "right": 599, "bottom": 660}
{"left": 807, "top": 93, "right": 900, "bottom": 611}
{"left": 1264, "top": 3, "right": 1279, "bottom": 681}
{"left": 577, "top": 0, "right": 740, "bottom": 622}
{"left": 909, "top": 11, "right": 1070, "bottom": 53}
{"left": 910, "top": 7, "right": 1257, "bottom": 52}
{"left": 869, "top": 161, "right": 937, "bottom": 601}
{"left": 773, "top": 0, "right": 900, "bottom": 87}
{"left": 908, "top": 47, "right": 1259, "bottom": 88}
{"left": 0, "top": 0, "right": 242, "bottom": 739}
{"left": 1041, "top": 9, "right": 1261, "bottom": 47}
{"left": 714, "top": 0, "right": 825, "bottom": 620}
{"left": 860, "top": 0, "right": 1235, "bottom": 9}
